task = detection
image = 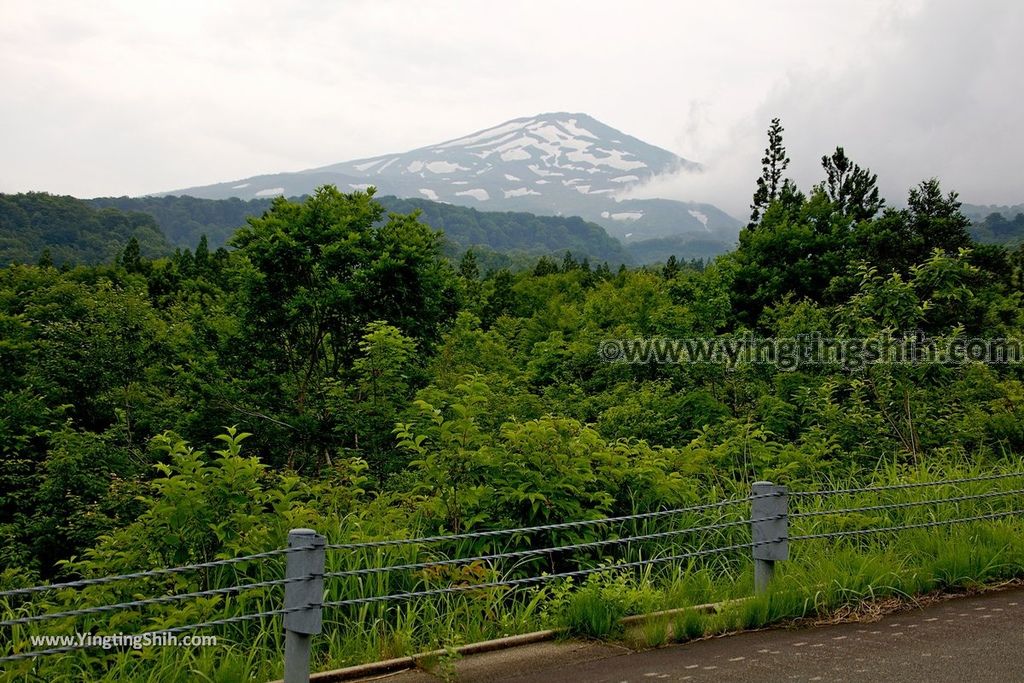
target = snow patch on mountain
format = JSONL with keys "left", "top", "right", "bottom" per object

{"left": 560, "top": 118, "right": 597, "bottom": 139}
{"left": 504, "top": 187, "right": 541, "bottom": 198}
{"left": 455, "top": 188, "right": 489, "bottom": 201}
{"left": 687, "top": 209, "right": 710, "bottom": 232}
{"left": 426, "top": 161, "right": 466, "bottom": 174}
{"left": 500, "top": 148, "right": 532, "bottom": 162}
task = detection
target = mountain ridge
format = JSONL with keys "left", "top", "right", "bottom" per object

{"left": 158, "top": 112, "right": 741, "bottom": 248}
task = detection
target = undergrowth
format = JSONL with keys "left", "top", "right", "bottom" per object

{"left": 3, "top": 460, "right": 1024, "bottom": 681}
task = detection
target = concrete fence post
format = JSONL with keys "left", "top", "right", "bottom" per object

{"left": 283, "top": 528, "right": 326, "bottom": 683}
{"left": 751, "top": 481, "right": 788, "bottom": 594}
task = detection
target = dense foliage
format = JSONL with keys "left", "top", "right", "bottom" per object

{"left": 88, "top": 193, "right": 632, "bottom": 264}
{"left": 2, "top": 125, "right": 1024, "bottom": 679}
{"left": 3, "top": 172, "right": 1023, "bottom": 572}
{"left": 0, "top": 193, "right": 172, "bottom": 266}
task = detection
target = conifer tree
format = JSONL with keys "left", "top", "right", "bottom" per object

{"left": 750, "top": 117, "right": 791, "bottom": 226}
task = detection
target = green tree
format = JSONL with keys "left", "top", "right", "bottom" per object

{"left": 481, "top": 269, "right": 518, "bottom": 327}
{"left": 853, "top": 179, "right": 972, "bottom": 276}
{"left": 819, "top": 146, "right": 883, "bottom": 222}
{"left": 662, "top": 254, "right": 680, "bottom": 280}
{"left": 120, "top": 237, "right": 142, "bottom": 273}
{"left": 229, "top": 186, "right": 453, "bottom": 470}
{"left": 334, "top": 321, "right": 419, "bottom": 476}
{"left": 194, "top": 234, "right": 210, "bottom": 273}
{"left": 750, "top": 117, "right": 792, "bottom": 225}
{"left": 37, "top": 249, "right": 54, "bottom": 269}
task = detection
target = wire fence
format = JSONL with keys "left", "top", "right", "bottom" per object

{"left": 2, "top": 469, "right": 1023, "bottom": 680}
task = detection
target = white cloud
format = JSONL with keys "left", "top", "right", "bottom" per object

{"left": 626, "top": 0, "right": 1023, "bottom": 217}
{"left": 0, "top": 0, "right": 1019, "bottom": 215}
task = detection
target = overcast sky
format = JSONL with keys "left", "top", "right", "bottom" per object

{"left": 1, "top": 0, "right": 1020, "bottom": 217}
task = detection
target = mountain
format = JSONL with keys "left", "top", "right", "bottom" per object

{"left": 961, "top": 204, "right": 1024, "bottom": 247}
{"left": 0, "top": 192, "right": 172, "bottom": 266}
{"left": 159, "top": 112, "right": 741, "bottom": 248}
{"left": 961, "top": 202, "right": 1024, "bottom": 222}
{"left": 89, "top": 194, "right": 632, "bottom": 264}
{"left": 372, "top": 196, "right": 631, "bottom": 263}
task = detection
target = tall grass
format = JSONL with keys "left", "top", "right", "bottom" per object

{"left": 3, "top": 458, "right": 1024, "bottom": 681}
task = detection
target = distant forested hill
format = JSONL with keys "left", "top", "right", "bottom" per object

{"left": 376, "top": 196, "right": 630, "bottom": 263}
{"left": 623, "top": 234, "right": 733, "bottom": 265}
{"left": 89, "top": 195, "right": 270, "bottom": 249}
{"left": 961, "top": 203, "right": 1024, "bottom": 222}
{"left": 968, "top": 211, "right": 1024, "bottom": 247}
{"left": 89, "top": 193, "right": 633, "bottom": 264}
{"left": 0, "top": 193, "right": 172, "bottom": 265}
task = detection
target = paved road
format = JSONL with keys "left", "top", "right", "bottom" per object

{"left": 375, "top": 587, "right": 1024, "bottom": 682}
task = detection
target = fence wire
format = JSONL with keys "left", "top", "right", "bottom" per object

{"left": 0, "top": 573, "right": 319, "bottom": 629}
{"left": 791, "top": 487, "right": 1024, "bottom": 519}
{"left": 324, "top": 515, "right": 775, "bottom": 581}
{"left": 322, "top": 540, "right": 758, "bottom": 610}
{"left": 323, "top": 495, "right": 758, "bottom": 552}
{"left": 3, "top": 471, "right": 1024, "bottom": 666}
{"left": 0, "top": 546, "right": 316, "bottom": 600}
{"left": 790, "top": 471, "right": 1024, "bottom": 499}
{"left": 790, "top": 508, "right": 1024, "bottom": 542}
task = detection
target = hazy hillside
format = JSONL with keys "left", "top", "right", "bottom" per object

{"left": 0, "top": 192, "right": 172, "bottom": 265}
{"left": 89, "top": 195, "right": 271, "bottom": 249}
{"left": 968, "top": 210, "right": 1024, "bottom": 246}
{"left": 961, "top": 202, "right": 1024, "bottom": 222}
{"left": 90, "top": 193, "right": 633, "bottom": 264}
{"left": 624, "top": 234, "right": 736, "bottom": 264}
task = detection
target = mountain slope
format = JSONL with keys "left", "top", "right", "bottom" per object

{"left": 89, "top": 194, "right": 632, "bottom": 264}
{"left": 0, "top": 193, "right": 172, "bottom": 265}
{"left": 160, "top": 113, "right": 741, "bottom": 247}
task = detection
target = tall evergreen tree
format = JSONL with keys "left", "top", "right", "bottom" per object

{"left": 194, "top": 234, "right": 210, "bottom": 272}
{"left": 561, "top": 251, "right": 578, "bottom": 272}
{"left": 120, "top": 237, "right": 142, "bottom": 273}
{"left": 820, "top": 146, "right": 883, "bottom": 222}
{"left": 750, "top": 117, "right": 791, "bottom": 226}
{"left": 37, "top": 249, "right": 54, "bottom": 269}
{"left": 533, "top": 256, "right": 559, "bottom": 276}
{"left": 662, "top": 254, "right": 680, "bottom": 280}
{"left": 458, "top": 248, "right": 480, "bottom": 281}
